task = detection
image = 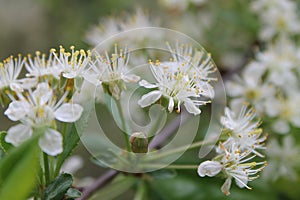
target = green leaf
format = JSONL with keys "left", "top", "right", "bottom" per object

{"left": 44, "top": 173, "right": 73, "bottom": 200}
{"left": 90, "top": 175, "right": 136, "bottom": 200}
{"left": 0, "top": 131, "right": 13, "bottom": 153}
{"left": 55, "top": 124, "right": 80, "bottom": 174}
{"left": 0, "top": 135, "right": 40, "bottom": 200}
{"left": 65, "top": 188, "right": 82, "bottom": 199}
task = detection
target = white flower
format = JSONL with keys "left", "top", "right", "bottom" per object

{"left": 220, "top": 104, "right": 266, "bottom": 157}
{"left": 0, "top": 55, "right": 25, "bottom": 92}
{"left": 255, "top": 38, "right": 299, "bottom": 88}
{"left": 52, "top": 46, "right": 91, "bottom": 80}
{"left": 25, "top": 50, "right": 61, "bottom": 79}
{"left": 263, "top": 135, "right": 300, "bottom": 181}
{"left": 4, "top": 82, "right": 83, "bottom": 156}
{"left": 138, "top": 43, "right": 215, "bottom": 115}
{"left": 265, "top": 92, "right": 300, "bottom": 134}
{"left": 87, "top": 46, "right": 140, "bottom": 99}
{"left": 251, "top": 0, "right": 300, "bottom": 40}
{"left": 198, "top": 143, "right": 266, "bottom": 195}
{"left": 225, "top": 61, "right": 275, "bottom": 114}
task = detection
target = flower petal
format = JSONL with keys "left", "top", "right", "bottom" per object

{"left": 33, "top": 83, "right": 53, "bottom": 105}
{"left": 139, "top": 80, "right": 158, "bottom": 89}
{"left": 54, "top": 103, "right": 83, "bottom": 123}
{"left": 221, "top": 177, "right": 232, "bottom": 196}
{"left": 123, "top": 74, "right": 140, "bottom": 83}
{"left": 184, "top": 99, "right": 201, "bottom": 115}
{"left": 168, "top": 97, "right": 174, "bottom": 113}
{"left": 38, "top": 128, "right": 63, "bottom": 156}
{"left": 4, "top": 101, "right": 30, "bottom": 121}
{"left": 197, "top": 160, "right": 222, "bottom": 177}
{"left": 138, "top": 90, "right": 162, "bottom": 108}
{"left": 5, "top": 124, "right": 32, "bottom": 146}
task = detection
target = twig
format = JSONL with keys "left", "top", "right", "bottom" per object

{"left": 78, "top": 110, "right": 190, "bottom": 200}
{"left": 78, "top": 169, "right": 119, "bottom": 200}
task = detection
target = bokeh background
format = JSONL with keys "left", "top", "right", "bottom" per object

{"left": 1, "top": 0, "right": 300, "bottom": 199}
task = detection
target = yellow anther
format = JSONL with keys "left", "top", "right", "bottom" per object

{"left": 35, "top": 51, "right": 41, "bottom": 56}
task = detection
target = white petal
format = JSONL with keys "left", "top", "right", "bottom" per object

{"left": 4, "top": 101, "right": 30, "bottom": 121}
{"left": 5, "top": 124, "right": 32, "bottom": 146}
{"left": 221, "top": 177, "right": 232, "bottom": 196}
{"left": 184, "top": 99, "right": 201, "bottom": 115}
{"left": 123, "top": 74, "right": 140, "bottom": 83}
{"left": 38, "top": 128, "right": 63, "bottom": 156}
{"left": 54, "top": 103, "right": 83, "bottom": 123}
{"left": 10, "top": 83, "right": 24, "bottom": 92}
{"left": 138, "top": 90, "right": 162, "bottom": 108}
{"left": 197, "top": 160, "right": 222, "bottom": 177}
{"left": 168, "top": 97, "right": 174, "bottom": 113}
{"left": 33, "top": 83, "right": 53, "bottom": 105}
{"left": 139, "top": 80, "right": 158, "bottom": 89}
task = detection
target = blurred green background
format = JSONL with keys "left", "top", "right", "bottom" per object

{"left": 1, "top": 0, "right": 300, "bottom": 199}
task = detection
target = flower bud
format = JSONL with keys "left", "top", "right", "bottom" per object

{"left": 130, "top": 132, "right": 148, "bottom": 153}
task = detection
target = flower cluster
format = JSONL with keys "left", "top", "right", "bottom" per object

{"left": 226, "top": 37, "right": 300, "bottom": 134}
{"left": 0, "top": 45, "right": 141, "bottom": 156}
{"left": 138, "top": 43, "right": 215, "bottom": 115}
{"left": 250, "top": 0, "right": 300, "bottom": 41}
{"left": 198, "top": 104, "right": 267, "bottom": 195}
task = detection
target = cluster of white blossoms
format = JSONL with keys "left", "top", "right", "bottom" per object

{"left": 138, "top": 43, "right": 215, "bottom": 115}
{"left": 226, "top": 37, "right": 300, "bottom": 134}
{"left": 250, "top": 0, "right": 300, "bottom": 41}
{"left": 198, "top": 103, "right": 267, "bottom": 195}
{"left": 0, "top": 44, "right": 142, "bottom": 156}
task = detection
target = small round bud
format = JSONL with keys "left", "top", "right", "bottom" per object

{"left": 130, "top": 132, "right": 148, "bottom": 153}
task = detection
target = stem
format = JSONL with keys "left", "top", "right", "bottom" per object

{"left": 115, "top": 99, "right": 131, "bottom": 152}
{"left": 43, "top": 153, "right": 50, "bottom": 186}
{"left": 79, "top": 169, "right": 119, "bottom": 200}
{"left": 146, "top": 140, "right": 214, "bottom": 161}
{"left": 53, "top": 123, "right": 69, "bottom": 177}
{"left": 142, "top": 164, "right": 198, "bottom": 170}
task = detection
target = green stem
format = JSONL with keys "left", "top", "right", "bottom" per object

{"left": 146, "top": 140, "right": 214, "bottom": 161}
{"left": 115, "top": 99, "right": 131, "bottom": 152}
{"left": 53, "top": 123, "right": 69, "bottom": 177}
{"left": 43, "top": 153, "right": 50, "bottom": 186}
{"left": 142, "top": 164, "right": 198, "bottom": 170}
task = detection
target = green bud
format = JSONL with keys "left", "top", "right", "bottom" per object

{"left": 130, "top": 132, "right": 148, "bottom": 153}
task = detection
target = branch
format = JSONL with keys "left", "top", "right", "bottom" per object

{"left": 78, "top": 110, "right": 190, "bottom": 200}
{"left": 78, "top": 169, "right": 118, "bottom": 200}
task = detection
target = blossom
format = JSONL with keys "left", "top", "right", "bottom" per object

{"left": 25, "top": 50, "right": 61, "bottom": 79}
{"left": 263, "top": 135, "right": 300, "bottom": 181}
{"left": 0, "top": 55, "right": 25, "bottom": 92}
{"left": 138, "top": 43, "right": 215, "bottom": 115}
{"left": 198, "top": 143, "right": 266, "bottom": 196}
{"left": 4, "top": 82, "right": 83, "bottom": 156}
{"left": 225, "top": 61, "right": 275, "bottom": 114}
{"left": 265, "top": 92, "right": 300, "bottom": 134}
{"left": 250, "top": 0, "right": 300, "bottom": 40}
{"left": 52, "top": 45, "right": 91, "bottom": 80}
{"left": 219, "top": 104, "right": 266, "bottom": 157}
{"left": 87, "top": 46, "right": 140, "bottom": 99}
